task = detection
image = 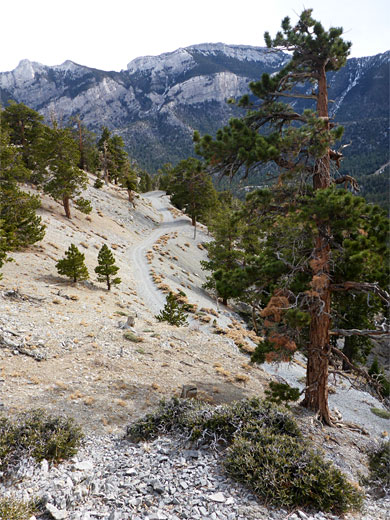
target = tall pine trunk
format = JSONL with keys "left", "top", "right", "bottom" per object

{"left": 301, "top": 65, "right": 333, "bottom": 425}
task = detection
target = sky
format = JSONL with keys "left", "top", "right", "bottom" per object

{"left": 1, "top": 0, "right": 389, "bottom": 72}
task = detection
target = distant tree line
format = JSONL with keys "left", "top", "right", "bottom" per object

{"left": 0, "top": 101, "right": 155, "bottom": 278}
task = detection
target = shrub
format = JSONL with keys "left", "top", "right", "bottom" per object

{"left": 225, "top": 430, "right": 363, "bottom": 514}
{"left": 126, "top": 397, "right": 200, "bottom": 442}
{"left": 126, "top": 397, "right": 364, "bottom": 514}
{"left": 0, "top": 497, "right": 37, "bottom": 520}
{"left": 125, "top": 397, "right": 300, "bottom": 445}
{"left": 123, "top": 331, "right": 143, "bottom": 343}
{"left": 364, "top": 440, "right": 390, "bottom": 496}
{"left": 370, "top": 407, "right": 390, "bottom": 420}
{"left": 265, "top": 381, "right": 301, "bottom": 407}
{"left": 0, "top": 410, "right": 83, "bottom": 477}
{"left": 183, "top": 397, "right": 301, "bottom": 445}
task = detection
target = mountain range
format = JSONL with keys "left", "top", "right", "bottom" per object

{"left": 0, "top": 43, "right": 388, "bottom": 203}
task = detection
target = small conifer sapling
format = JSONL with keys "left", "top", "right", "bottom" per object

{"left": 95, "top": 244, "right": 121, "bottom": 290}
{"left": 156, "top": 292, "right": 188, "bottom": 326}
{"left": 56, "top": 244, "right": 89, "bottom": 283}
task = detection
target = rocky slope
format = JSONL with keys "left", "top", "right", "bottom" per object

{"left": 0, "top": 44, "right": 388, "bottom": 181}
{"left": 0, "top": 180, "right": 389, "bottom": 519}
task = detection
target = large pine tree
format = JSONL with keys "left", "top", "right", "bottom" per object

{"left": 195, "top": 10, "right": 389, "bottom": 424}
{"left": 169, "top": 158, "right": 218, "bottom": 234}
{"left": 43, "top": 125, "right": 91, "bottom": 219}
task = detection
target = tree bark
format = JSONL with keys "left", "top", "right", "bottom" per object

{"left": 301, "top": 64, "right": 333, "bottom": 424}
{"left": 301, "top": 233, "right": 332, "bottom": 424}
{"left": 63, "top": 195, "right": 71, "bottom": 219}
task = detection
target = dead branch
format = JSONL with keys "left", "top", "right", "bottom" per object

{"left": 331, "top": 345, "right": 385, "bottom": 400}
{"left": 330, "top": 328, "right": 390, "bottom": 337}
{"left": 329, "top": 149, "right": 343, "bottom": 168}
{"left": 333, "top": 175, "right": 360, "bottom": 191}
{"left": 330, "top": 281, "right": 390, "bottom": 305}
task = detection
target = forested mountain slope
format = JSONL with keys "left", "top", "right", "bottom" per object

{"left": 1, "top": 44, "right": 388, "bottom": 203}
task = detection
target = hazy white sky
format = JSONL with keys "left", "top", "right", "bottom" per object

{"left": 1, "top": 0, "right": 389, "bottom": 72}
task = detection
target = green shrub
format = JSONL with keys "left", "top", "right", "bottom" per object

{"left": 370, "top": 407, "right": 390, "bottom": 420}
{"left": 365, "top": 440, "right": 390, "bottom": 495}
{"left": 0, "top": 410, "right": 83, "bottom": 477}
{"left": 225, "top": 430, "right": 363, "bottom": 514}
{"left": 183, "top": 397, "right": 301, "bottom": 445}
{"left": 126, "top": 397, "right": 300, "bottom": 444}
{"left": 74, "top": 197, "right": 92, "bottom": 214}
{"left": 123, "top": 331, "right": 143, "bottom": 343}
{"left": 126, "top": 397, "right": 200, "bottom": 442}
{"left": 265, "top": 381, "right": 301, "bottom": 407}
{"left": 94, "top": 176, "right": 104, "bottom": 189}
{"left": 126, "top": 397, "right": 364, "bottom": 514}
{"left": 0, "top": 497, "right": 37, "bottom": 520}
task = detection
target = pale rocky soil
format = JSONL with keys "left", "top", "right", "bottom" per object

{"left": 0, "top": 180, "right": 271, "bottom": 434}
{"left": 1, "top": 178, "right": 389, "bottom": 519}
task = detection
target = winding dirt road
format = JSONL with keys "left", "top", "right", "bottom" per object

{"left": 130, "top": 191, "right": 192, "bottom": 315}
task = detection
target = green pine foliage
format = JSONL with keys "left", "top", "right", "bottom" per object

{"left": 156, "top": 292, "right": 188, "bottom": 326}
{"left": 97, "top": 127, "right": 135, "bottom": 186}
{"left": 56, "top": 244, "right": 89, "bottom": 283}
{"left": 0, "top": 127, "right": 45, "bottom": 260}
{"left": 169, "top": 158, "right": 218, "bottom": 226}
{"left": 70, "top": 115, "right": 99, "bottom": 173}
{"left": 194, "top": 9, "right": 389, "bottom": 422}
{"left": 264, "top": 382, "right": 301, "bottom": 407}
{"left": 1, "top": 101, "right": 46, "bottom": 172}
{"left": 0, "top": 186, "right": 45, "bottom": 250}
{"left": 95, "top": 244, "right": 121, "bottom": 290}
{"left": 43, "top": 126, "right": 91, "bottom": 219}
{"left": 201, "top": 194, "right": 246, "bottom": 305}
{"left": 138, "top": 170, "right": 153, "bottom": 193}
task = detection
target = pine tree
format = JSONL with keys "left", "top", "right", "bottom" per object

{"left": 43, "top": 126, "right": 91, "bottom": 219}
{"left": 194, "top": 10, "right": 389, "bottom": 424}
{"left": 56, "top": 244, "right": 89, "bottom": 283}
{"left": 169, "top": 158, "right": 218, "bottom": 235}
{"left": 1, "top": 101, "right": 46, "bottom": 171}
{"left": 119, "top": 161, "right": 138, "bottom": 206}
{"left": 156, "top": 292, "right": 188, "bottom": 326}
{"left": 95, "top": 244, "right": 121, "bottom": 290}
{"left": 138, "top": 171, "right": 153, "bottom": 193}
{"left": 0, "top": 128, "right": 45, "bottom": 251}
{"left": 201, "top": 195, "right": 246, "bottom": 305}
{"left": 70, "top": 116, "right": 99, "bottom": 173}
{"left": 0, "top": 219, "right": 8, "bottom": 279}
